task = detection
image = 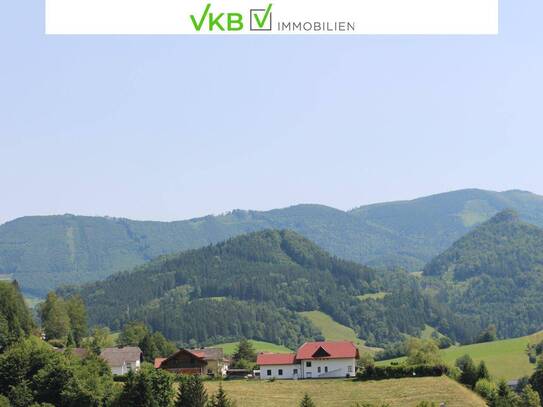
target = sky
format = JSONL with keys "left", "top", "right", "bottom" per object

{"left": 1, "top": 0, "right": 543, "bottom": 224}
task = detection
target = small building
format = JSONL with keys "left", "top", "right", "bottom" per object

{"left": 100, "top": 346, "right": 143, "bottom": 375}
{"left": 156, "top": 347, "right": 228, "bottom": 377}
{"left": 257, "top": 341, "right": 359, "bottom": 380}
{"left": 190, "top": 347, "right": 228, "bottom": 377}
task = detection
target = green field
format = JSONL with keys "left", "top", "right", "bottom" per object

{"left": 211, "top": 340, "right": 291, "bottom": 356}
{"left": 205, "top": 377, "right": 486, "bottom": 407}
{"left": 378, "top": 330, "right": 543, "bottom": 380}
{"left": 299, "top": 310, "right": 380, "bottom": 353}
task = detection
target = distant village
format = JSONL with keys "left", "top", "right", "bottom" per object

{"left": 61, "top": 340, "right": 359, "bottom": 381}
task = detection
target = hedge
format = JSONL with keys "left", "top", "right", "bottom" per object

{"left": 356, "top": 364, "right": 449, "bottom": 381}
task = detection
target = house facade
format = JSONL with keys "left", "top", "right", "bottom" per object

{"left": 156, "top": 347, "right": 228, "bottom": 377}
{"left": 257, "top": 341, "right": 359, "bottom": 380}
{"left": 190, "top": 347, "right": 228, "bottom": 377}
{"left": 100, "top": 346, "right": 143, "bottom": 375}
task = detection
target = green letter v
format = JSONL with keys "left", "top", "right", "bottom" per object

{"left": 190, "top": 3, "right": 211, "bottom": 31}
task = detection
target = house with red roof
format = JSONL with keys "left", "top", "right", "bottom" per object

{"left": 256, "top": 341, "right": 359, "bottom": 380}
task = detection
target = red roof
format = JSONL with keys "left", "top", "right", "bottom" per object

{"left": 256, "top": 353, "right": 297, "bottom": 366}
{"left": 296, "top": 341, "right": 359, "bottom": 360}
{"left": 154, "top": 358, "right": 166, "bottom": 369}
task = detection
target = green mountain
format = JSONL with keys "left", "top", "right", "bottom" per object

{"left": 3, "top": 189, "right": 543, "bottom": 296}
{"left": 62, "top": 230, "right": 473, "bottom": 347}
{"left": 423, "top": 209, "right": 543, "bottom": 338}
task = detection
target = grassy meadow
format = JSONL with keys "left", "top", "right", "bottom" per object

{"left": 378, "top": 330, "right": 543, "bottom": 380}
{"left": 299, "top": 310, "right": 381, "bottom": 353}
{"left": 205, "top": 377, "right": 486, "bottom": 407}
{"left": 211, "top": 340, "right": 291, "bottom": 356}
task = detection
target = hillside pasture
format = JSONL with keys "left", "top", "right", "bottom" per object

{"left": 210, "top": 340, "right": 291, "bottom": 356}
{"left": 378, "top": 330, "right": 543, "bottom": 380}
{"left": 205, "top": 377, "right": 486, "bottom": 407}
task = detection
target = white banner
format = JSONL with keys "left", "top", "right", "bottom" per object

{"left": 45, "top": 0, "right": 499, "bottom": 35}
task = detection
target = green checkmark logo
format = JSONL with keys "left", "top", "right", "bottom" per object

{"left": 253, "top": 4, "right": 273, "bottom": 29}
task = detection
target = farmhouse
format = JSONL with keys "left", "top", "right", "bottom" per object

{"left": 156, "top": 347, "right": 228, "bottom": 377}
{"left": 257, "top": 341, "right": 359, "bottom": 380}
{"left": 100, "top": 346, "right": 143, "bottom": 375}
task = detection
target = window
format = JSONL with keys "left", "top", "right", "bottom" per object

{"left": 317, "top": 367, "right": 321, "bottom": 373}
{"left": 293, "top": 369, "right": 298, "bottom": 375}
{"left": 267, "top": 370, "right": 272, "bottom": 376}
{"left": 325, "top": 366, "right": 328, "bottom": 373}
{"left": 348, "top": 365, "right": 353, "bottom": 373}
{"left": 306, "top": 361, "right": 312, "bottom": 367}
{"left": 278, "top": 369, "right": 283, "bottom": 376}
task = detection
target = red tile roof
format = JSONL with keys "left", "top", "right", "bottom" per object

{"left": 154, "top": 358, "right": 166, "bottom": 369}
{"left": 296, "top": 341, "right": 359, "bottom": 360}
{"left": 256, "top": 353, "right": 297, "bottom": 366}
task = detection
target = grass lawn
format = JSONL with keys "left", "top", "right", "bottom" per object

{"left": 378, "top": 330, "right": 543, "bottom": 380}
{"left": 205, "top": 377, "right": 486, "bottom": 407}
{"left": 211, "top": 340, "right": 291, "bottom": 356}
{"left": 299, "top": 310, "right": 381, "bottom": 353}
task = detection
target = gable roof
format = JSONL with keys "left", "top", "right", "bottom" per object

{"left": 154, "top": 357, "right": 166, "bottom": 369}
{"left": 160, "top": 348, "right": 206, "bottom": 366}
{"left": 256, "top": 353, "right": 297, "bottom": 366}
{"left": 190, "top": 347, "right": 224, "bottom": 361}
{"left": 296, "top": 341, "right": 359, "bottom": 360}
{"left": 100, "top": 346, "right": 142, "bottom": 367}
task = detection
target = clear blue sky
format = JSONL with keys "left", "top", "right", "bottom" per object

{"left": 1, "top": 1, "right": 542, "bottom": 224}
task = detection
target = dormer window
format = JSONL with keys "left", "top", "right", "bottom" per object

{"left": 312, "top": 346, "right": 331, "bottom": 358}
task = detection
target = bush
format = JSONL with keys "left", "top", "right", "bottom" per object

{"left": 0, "top": 395, "right": 9, "bottom": 407}
{"left": 474, "top": 378, "right": 498, "bottom": 401}
{"left": 356, "top": 364, "right": 448, "bottom": 381}
{"left": 47, "top": 339, "right": 66, "bottom": 349}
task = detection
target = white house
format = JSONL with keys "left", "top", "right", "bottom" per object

{"left": 256, "top": 341, "right": 359, "bottom": 380}
{"left": 100, "top": 346, "right": 143, "bottom": 375}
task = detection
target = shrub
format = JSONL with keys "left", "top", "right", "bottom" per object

{"left": 474, "top": 378, "right": 498, "bottom": 401}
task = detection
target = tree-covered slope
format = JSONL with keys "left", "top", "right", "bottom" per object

{"left": 62, "top": 230, "right": 475, "bottom": 347}
{"left": 423, "top": 209, "right": 543, "bottom": 338}
{"left": 4, "top": 189, "right": 543, "bottom": 296}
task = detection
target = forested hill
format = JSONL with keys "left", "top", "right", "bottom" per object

{"left": 62, "top": 230, "right": 475, "bottom": 348}
{"left": 3, "top": 188, "right": 543, "bottom": 296}
{"left": 423, "top": 209, "right": 543, "bottom": 338}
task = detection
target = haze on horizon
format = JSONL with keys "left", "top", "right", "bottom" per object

{"left": 2, "top": 1, "right": 543, "bottom": 225}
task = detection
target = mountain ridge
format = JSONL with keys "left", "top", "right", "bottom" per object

{"left": 3, "top": 188, "right": 543, "bottom": 296}
{"left": 423, "top": 209, "right": 543, "bottom": 338}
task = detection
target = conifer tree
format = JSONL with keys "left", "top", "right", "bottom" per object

{"left": 208, "top": 384, "right": 234, "bottom": 407}
{"left": 176, "top": 376, "right": 208, "bottom": 407}
{"left": 476, "top": 361, "right": 490, "bottom": 381}
{"left": 299, "top": 393, "right": 316, "bottom": 407}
